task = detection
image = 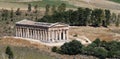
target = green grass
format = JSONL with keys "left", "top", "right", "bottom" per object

{"left": 0, "top": 45, "right": 55, "bottom": 59}
{"left": 14, "top": 0, "right": 76, "bottom": 8}
{"left": 109, "top": 0, "right": 120, "bottom": 3}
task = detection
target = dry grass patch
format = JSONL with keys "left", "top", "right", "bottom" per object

{"left": 69, "top": 26, "right": 120, "bottom": 41}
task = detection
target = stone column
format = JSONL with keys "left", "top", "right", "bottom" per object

{"left": 36, "top": 29, "right": 38, "bottom": 40}
{"left": 22, "top": 28, "right": 24, "bottom": 38}
{"left": 31, "top": 29, "right": 33, "bottom": 39}
{"left": 35, "top": 29, "right": 37, "bottom": 40}
{"left": 33, "top": 29, "right": 35, "bottom": 39}
{"left": 45, "top": 30, "right": 47, "bottom": 41}
{"left": 37, "top": 29, "right": 39, "bottom": 40}
{"left": 39, "top": 30, "right": 41, "bottom": 40}
{"left": 17, "top": 28, "right": 18, "bottom": 37}
{"left": 42, "top": 29, "right": 44, "bottom": 41}
{"left": 20, "top": 28, "right": 22, "bottom": 37}
{"left": 66, "top": 30, "right": 68, "bottom": 40}
{"left": 65, "top": 30, "right": 67, "bottom": 40}
{"left": 44, "top": 30, "right": 46, "bottom": 41}
{"left": 55, "top": 30, "right": 57, "bottom": 41}
{"left": 48, "top": 30, "right": 50, "bottom": 42}
{"left": 44, "top": 29, "right": 46, "bottom": 41}
{"left": 51, "top": 30, "right": 55, "bottom": 42}
{"left": 63, "top": 30, "right": 65, "bottom": 40}
{"left": 25, "top": 28, "right": 27, "bottom": 38}
{"left": 19, "top": 28, "right": 21, "bottom": 37}
{"left": 16, "top": 27, "right": 17, "bottom": 37}
{"left": 27, "top": 28, "right": 29, "bottom": 38}
{"left": 29, "top": 29, "right": 31, "bottom": 38}
{"left": 59, "top": 30, "right": 61, "bottom": 41}
{"left": 22, "top": 28, "right": 23, "bottom": 37}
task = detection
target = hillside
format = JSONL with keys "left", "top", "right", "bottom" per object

{"left": 0, "top": 37, "right": 99, "bottom": 59}
{"left": 67, "top": 0, "right": 120, "bottom": 13}
{"left": 0, "top": 0, "right": 120, "bottom": 13}
{"left": 110, "top": 0, "right": 120, "bottom": 3}
{"left": 0, "top": 37, "right": 55, "bottom": 59}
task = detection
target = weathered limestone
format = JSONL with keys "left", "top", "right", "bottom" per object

{"left": 15, "top": 19, "right": 69, "bottom": 43}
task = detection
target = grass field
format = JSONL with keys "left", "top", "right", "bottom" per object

{"left": 14, "top": 0, "right": 76, "bottom": 8}
{"left": 0, "top": 45, "right": 55, "bottom": 59}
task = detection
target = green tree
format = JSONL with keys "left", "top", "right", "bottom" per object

{"left": 15, "top": 8, "right": 21, "bottom": 15}
{"left": 5, "top": 46, "right": 14, "bottom": 59}
{"left": 52, "top": 46, "right": 58, "bottom": 52}
{"left": 51, "top": 5, "right": 56, "bottom": 15}
{"left": 45, "top": 4, "right": 50, "bottom": 15}
{"left": 34, "top": 4, "right": 38, "bottom": 13}
{"left": 1, "top": 9, "right": 9, "bottom": 20}
{"left": 92, "top": 38, "right": 101, "bottom": 47}
{"left": 10, "top": 9, "right": 14, "bottom": 18}
{"left": 58, "top": 3, "right": 66, "bottom": 12}
{"left": 60, "top": 40, "right": 83, "bottom": 55}
{"left": 83, "top": 8, "right": 92, "bottom": 25}
{"left": 93, "top": 47, "right": 108, "bottom": 59}
{"left": 115, "top": 14, "right": 120, "bottom": 27}
{"left": 28, "top": 4, "right": 32, "bottom": 12}
{"left": 111, "top": 13, "right": 117, "bottom": 23}
{"left": 105, "top": 9, "right": 111, "bottom": 26}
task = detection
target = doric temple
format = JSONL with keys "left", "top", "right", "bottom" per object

{"left": 15, "top": 19, "right": 69, "bottom": 43}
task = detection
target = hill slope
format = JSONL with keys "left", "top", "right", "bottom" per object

{"left": 67, "top": 0, "right": 120, "bottom": 13}
{"left": 0, "top": 0, "right": 120, "bottom": 13}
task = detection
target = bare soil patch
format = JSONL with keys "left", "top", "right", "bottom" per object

{"left": 69, "top": 26, "right": 120, "bottom": 41}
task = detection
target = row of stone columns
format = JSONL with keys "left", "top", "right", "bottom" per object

{"left": 16, "top": 26, "right": 68, "bottom": 42}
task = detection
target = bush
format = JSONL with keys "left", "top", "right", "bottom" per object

{"left": 93, "top": 47, "right": 108, "bottom": 59}
{"left": 5, "top": 46, "right": 14, "bottom": 59}
{"left": 60, "top": 40, "right": 83, "bottom": 55}
{"left": 52, "top": 46, "right": 58, "bottom": 52}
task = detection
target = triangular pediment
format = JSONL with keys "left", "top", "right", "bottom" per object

{"left": 50, "top": 23, "right": 69, "bottom": 27}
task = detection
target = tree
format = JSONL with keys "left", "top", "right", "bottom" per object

{"left": 34, "top": 4, "right": 38, "bottom": 13}
{"left": 115, "top": 14, "right": 120, "bottom": 27}
{"left": 52, "top": 46, "right": 58, "bottom": 52}
{"left": 105, "top": 9, "right": 111, "bottom": 26}
{"left": 58, "top": 3, "right": 66, "bottom": 12}
{"left": 1, "top": 9, "right": 9, "bottom": 20}
{"left": 15, "top": 8, "right": 21, "bottom": 15}
{"left": 28, "top": 4, "right": 32, "bottom": 12}
{"left": 60, "top": 40, "right": 83, "bottom": 55}
{"left": 111, "top": 13, "right": 117, "bottom": 23}
{"left": 83, "top": 8, "right": 92, "bottom": 26}
{"left": 5, "top": 46, "right": 14, "bottom": 59}
{"left": 10, "top": 9, "right": 14, "bottom": 18}
{"left": 45, "top": 4, "right": 50, "bottom": 15}
{"left": 92, "top": 38, "right": 101, "bottom": 47}
{"left": 93, "top": 47, "right": 108, "bottom": 59}
{"left": 51, "top": 5, "right": 56, "bottom": 15}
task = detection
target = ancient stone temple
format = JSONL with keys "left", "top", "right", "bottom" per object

{"left": 15, "top": 19, "right": 69, "bottom": 43}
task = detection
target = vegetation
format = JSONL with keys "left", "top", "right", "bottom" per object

{"left": 18, "top": 0, "right": 75, "bottom": 8}
{"left": 110, "top": 0, "right": 120, "bottom": 3}
{"left": 0, "top": 45, "right": 55, "bottom": 59}
{"left": 52, "top": 39, "right": 120, "bottom": 59}
{"left": 52, "top": 46, "right": 58, "bottom": 52}
{"left": 60, "top": 40, "right": 83, "bottom": 55}
{"left": 28, "top": 4, "right": 32, "bottom": 12}
{"left": 5, "top": 46, "right": 14, "bottom": 59}
{"left": 38, "top": 7, "right": 120, "bottom": 27}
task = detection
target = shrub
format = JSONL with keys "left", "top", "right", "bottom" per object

{"left": 52, "top": 46, "right": 58, "bottom": 52}
{"left": 5, "top": 46, "right": 14, "bottom": 59}
{"left": 60, "top": 40, "right": 83, "bottom": 55}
